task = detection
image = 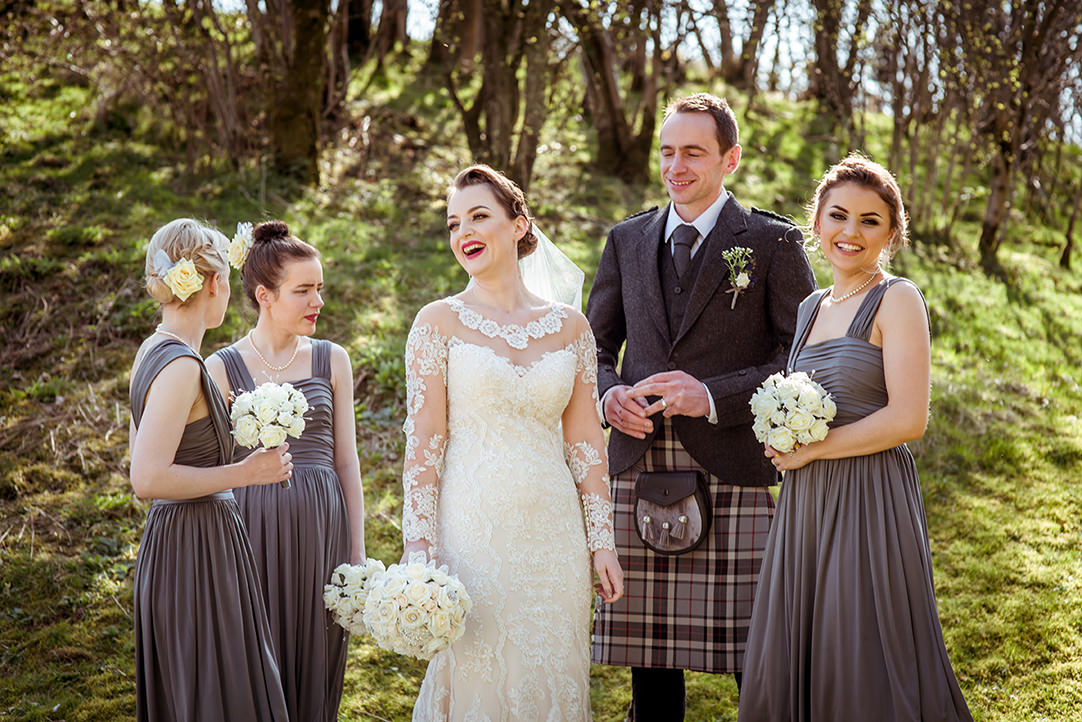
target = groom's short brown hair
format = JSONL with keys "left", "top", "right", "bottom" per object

{"left": 664, "top": 94, "right": 739, "bottom": 155}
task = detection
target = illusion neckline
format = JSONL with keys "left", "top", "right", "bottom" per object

{"left": 449, "top": 338, "right": 577, "bottom": 376}
{"left": 445, "top": 296, "right": 567, "bottom": 350}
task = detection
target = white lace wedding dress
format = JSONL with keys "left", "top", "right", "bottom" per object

{"left": 402, "top": 296, "right": 616, "bottom": 722}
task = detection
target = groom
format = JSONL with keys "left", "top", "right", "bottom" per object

{"left": 587, "top": 93, "right": 815, "bottom": 719}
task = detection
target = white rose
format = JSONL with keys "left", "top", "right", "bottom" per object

{"left": 821, "top": 395, "right": 837, "bottom": 419}
{"left": 776, "top": 382, "right": 800, "bottom": 405}
{"left": 259, "top": 424, "right": 287, "bottom": 448}
{"left": 255, "top": 398, "right": 278, "bottom": 425}
{"left": 262, "top": 384, "right": 289, "bottom": 405}
{"left": 233, "top": 415, "right": 260, "bottom": 448}
{"left": 380, "top": 575, "right": 407, "bottom": 598}
{"left": 436, "top": 586, "right": 457, "bottom": 609}
{"left": 400, "top": 605, "right": 426, "bottom": 630}
{"left": 809, "top": 418, "right": 831, "bottom": 442}
{"left": 427, "top": 609, "right": 452, "bottom": 638}
{"left": 767, "top": 426, "right": 796, "bottom": 453}
{"left": 750, "top": 391, "right": 779, "bottom": 420}
{"left": 752, "top": 417, "right": 772, "bottom": 443}
{"left": 770, "top": 408, "right": 788, "bottom": 426}
{"left": 369, "top": 598, "right": 397, "bottom": 626}
{"left": 405, "top": 580, "right": 432, "bottom": 605}
{"left": 288, "top": 417, "right": 306, "bottom": 439}
{"left": 735, "top": 271, "right": 750, "bottom": 289}
{"left": 231, "top": 393, "right": 254, "bottom": 418}
{"left": 404, "top": 563, "right": 428, "bottom": 581}
{"left": 786, "top": 408, "right": 815, "bottom": 432}
{"left": 796, "top": 383, "right": 822, "bottom": 408}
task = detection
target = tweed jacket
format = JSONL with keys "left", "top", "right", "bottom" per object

{"left": 586, "top": 193, "right": 817, "bottom": 485}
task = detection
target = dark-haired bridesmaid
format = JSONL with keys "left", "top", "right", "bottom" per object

{"left": 130, "top": 218, "right": 290, "bottom": 721}
{"left": 207, "top": 220, "right": 366, "bottom": 722}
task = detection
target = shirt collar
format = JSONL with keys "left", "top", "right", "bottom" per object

{"left": 664, "top": 190, "right": 729, "bottom": 243}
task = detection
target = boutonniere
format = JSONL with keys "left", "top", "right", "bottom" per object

{"left": 721, "top": 246, "right": 755, "bottom": 309}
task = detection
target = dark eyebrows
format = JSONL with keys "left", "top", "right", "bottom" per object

{"left": 447, "top": 204, "right": 492, "bottom": 220}
{"left": 827, "top": 203, "right": 883, "bottom": 219}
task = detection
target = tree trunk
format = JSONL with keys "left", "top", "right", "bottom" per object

{"left": 509, "top": 0, "right": 553, "bottom": 191}
{"left": 1060, "top": 172, "right": 1081, "bottom": 269}
{"left": 374, "top": 0, "right": 407, "bottom": 61}
{"left": 346, "top": 0, "right": 373, "bottom": 59}
{"left": 712, "top": 0, "right": 737, "bottom": 76}
{"left": 737, "top": 0, "right": 774, "bottom": 89}
{"left": 267, "top": 0, "right": 330, "bottom": 183}
{"left": 978, "top": 149, "right": 1011, "bottom": 273}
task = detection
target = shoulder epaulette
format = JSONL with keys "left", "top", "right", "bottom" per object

{"left": 623, "top": 206, "right": 658, "bottom": 221}
{"left": 751, "top": 206, "right": 798, "bottom": 226}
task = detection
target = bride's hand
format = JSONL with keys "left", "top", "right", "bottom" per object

{"left": 593, "top": 549, "right": 624, "bottom": 604}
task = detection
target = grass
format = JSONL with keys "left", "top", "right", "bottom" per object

{"left": 2, "top": 51, "right": 1082, "bottom": 722}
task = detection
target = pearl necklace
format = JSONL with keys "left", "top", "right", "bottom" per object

{"left": 830, "top": 273, "right": 879, "bottom": 303}
{"left": 155, "top": 325, "right": 196, "bottom": 350}
{"left": 247, "top": 332, "right": 299, "bottom": 372}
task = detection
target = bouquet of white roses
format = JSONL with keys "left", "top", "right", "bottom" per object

{"left": 749, "top": 371, "right": 836, "bottom": 453}
{"left": 229, "top": 381, "right": 309, "bottom": 487}
{"left": 362, "top": 561, "right": 472, "bottom": 660}
{"left": 323, "top": 558, "right": 387, "bottom": 635}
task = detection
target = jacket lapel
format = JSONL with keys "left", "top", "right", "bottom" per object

{"left": 635, "top": 206, "right": 671, "bottom": 342}
{"left": 673, "top": 192, "right": 749, "bottom": 345}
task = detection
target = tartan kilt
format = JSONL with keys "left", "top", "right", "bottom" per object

{"left": 591, "top": 421, "right": 774, "bottom": 673}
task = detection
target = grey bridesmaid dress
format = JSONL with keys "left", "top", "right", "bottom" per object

{"left": 216, "top": 338, "right": 350, "bottom": 722}
{"left": 131, "top": 340, "right": 288, "bottom": 722}
{"left": 739, "top": 279, "right": 972, "bottom": 722}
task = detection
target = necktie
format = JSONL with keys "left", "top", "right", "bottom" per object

{"left": 672, "top": 224, "right": 698, "bottom": 278}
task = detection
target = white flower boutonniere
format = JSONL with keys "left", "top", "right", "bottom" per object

{"left": 721, "top": 246, "right": 755, "bottom": 309}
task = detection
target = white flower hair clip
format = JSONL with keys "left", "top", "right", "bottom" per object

{"left": 229, "top": 221, "right": 254, "bottom": 270}
{"left": 152, "top": 249, "right": 204, "bottom": 302}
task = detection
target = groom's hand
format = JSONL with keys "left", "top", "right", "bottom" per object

{"left": 629, "top": 371, "right": 711, "bottom": 419}
{"left": 604, "top": 385, "right": 653, "bottom": 439}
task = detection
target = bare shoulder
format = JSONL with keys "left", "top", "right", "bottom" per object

{"left": 879, "top": 278, "right": 929, "bottom": 332}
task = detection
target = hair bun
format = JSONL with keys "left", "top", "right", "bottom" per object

{"left": 253, "top": 220, "right": 290, "bottom": 244}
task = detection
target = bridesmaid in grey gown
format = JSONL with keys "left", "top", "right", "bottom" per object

{"left": 129, "top": 218, "right": 292, "bottom": 721}
{"left": 739, "top": 157, "right": 972, "bottom": 721}
{"left": 207, "top": 220, "right": 366, "bottom": 722}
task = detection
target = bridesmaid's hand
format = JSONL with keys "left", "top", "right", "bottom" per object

{"left": 766, "top": 443, "right": 812, "bottom": 472}
{"left": 242, "top": 442, "right": 293, "bottom": 486}
{"left": 593, "top": 549, "right": 624, "bottom": 604}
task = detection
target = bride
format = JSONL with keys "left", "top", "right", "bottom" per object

{"left": 401, "top": 164, "right": 623, "bottom": 721}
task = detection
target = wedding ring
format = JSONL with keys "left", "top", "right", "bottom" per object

{"left": 660, "top": 398, "right": 668, "bottom": 410}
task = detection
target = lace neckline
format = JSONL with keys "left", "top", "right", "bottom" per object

{"left": 446, "top": 296, "right": 567, "bottom": 350}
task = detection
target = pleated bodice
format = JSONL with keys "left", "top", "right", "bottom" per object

{"left": 131, "top": 339, "right": 232, "bottom": 471}
{"left": 217, "top": 340, "right": 335, "bottom": 468}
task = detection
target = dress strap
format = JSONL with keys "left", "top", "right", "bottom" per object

{"left": 131, "top": 340, "right": 233, "bottom": 465}
{"left": 213, "top": 345, "right": 255, "bottom": 396}
{"left": 311, "top": 338, "right": 332, "bottom": 380}
{"left": 846, "top": 277, "right": 914, "bottom": 342}
{"left": 787, "top": 289, "right": 830, "bottom": 371}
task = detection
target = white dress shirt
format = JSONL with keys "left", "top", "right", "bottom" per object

{"left": 602, "top": 191, "right": 729, "bottom": 426}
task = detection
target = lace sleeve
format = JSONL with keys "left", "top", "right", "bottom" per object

{"left": 402, "top": 319, "right": 449, "bottom": 563}
{"left": 564, "top": 328, "right": 615, "bottom": 553}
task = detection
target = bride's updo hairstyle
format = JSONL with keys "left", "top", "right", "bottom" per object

{"left": 450, "top": 164, "right": 537, "bottom": 259}
{"left": 808, "top": 153, "right": 909, "bottom": 265}
{"left": 144, "top": 218, "right": 229, "bottom": 305}
{"left": 241, "top": 220, "right": 320, "bottom": 311}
